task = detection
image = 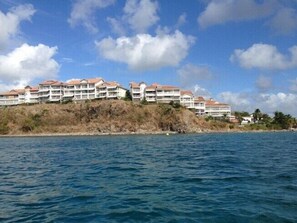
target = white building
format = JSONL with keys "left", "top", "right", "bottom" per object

{"left": 0, "top": 86, "right": 39, "bottom": 106}
{"left": 64, "top": 78, "right": 104, "bottom": 101}
{"left": 38, "top": 80, "right": 65, "bottom": 103}
{"left": 0, "top": 90, "right": 21, "bottom": 106}
{"left": 194, "top": 97, "right": 206, "bottom": 116}
{"left": 180, "top": 90, "right": 194, "bottom": 108}
{"left": 130, "top": 82, "right": 147, "bottom": 102}
{"left": 205, "top": 99, "right": 231, "bottom": 117}
{"left": 97, "top": 81, "right": 127, "bottom": 100}
{"left": 23, "top": 86, "right": 39, "bottom": 104}
{"left": 155, "top": 84, "right": 180, "bottom": 104}
{"left": 241, "top": 115, "right": 254, "bottom": 125}
{"left": 145, "top": 84, "right": 157, "bottom": 103}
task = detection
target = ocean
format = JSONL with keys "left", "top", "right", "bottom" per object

{"left": 0, "top": 132, "right": 296, "bottom": 222}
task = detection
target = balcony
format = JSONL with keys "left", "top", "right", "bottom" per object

{"left": 51, "top": 87, "right": 62, "bottom": 90}
{"left": 39, "top": 94, "right": 50, "bottom": 98}
{"left": 145, "top": 93, "right": 156, "bottom": 97}
{"left": 146, "top": 97, "right": 156, "bottom": 102}
{"left": 107, "top": 93, "right": 117, "bottom": 98}
{"left": 38, "top": 89, "right": 50, "bottom": 93}
{"left": 0, "top": 99, "right": 19, "bottom": 105}
{"left": 97, "top": 89, "right": 107, "bottom": 93}
{"left": 156, "top": 92, "right": 180, "bottom": 97}
{"left": 51, "top": 92, "right": 62, "bottom": 96}
{"left": 133, "top": 94, "right": 141, "bottom": 98}
{"left": 132, "top": 89, "right": 140, "bottom": 93}
{"left": 63, "top": 94, "right": 74, "bottom": 98}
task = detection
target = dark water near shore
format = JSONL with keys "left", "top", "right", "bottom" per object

{"left": 0, "top": 132, "right": 297, "bottom": 222}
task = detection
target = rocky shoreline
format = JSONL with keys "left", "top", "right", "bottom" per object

{"left": 1, "top": 128, "right": 295, "bottom": 138}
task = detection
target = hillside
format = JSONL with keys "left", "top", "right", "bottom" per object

{"left": 0, "top": 100, "right": 233, "bottom": 135}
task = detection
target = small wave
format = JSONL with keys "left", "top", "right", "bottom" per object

{"left": 106, "top": 210, "right": 162, "bottom": 221}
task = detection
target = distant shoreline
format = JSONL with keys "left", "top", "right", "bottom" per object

{"left": 0, "top": 129, "right": 295, "bottom": 138}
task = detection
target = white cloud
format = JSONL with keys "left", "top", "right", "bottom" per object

{"left": 155, "top": 25, "right": 171, "bottom": 35}
{"left": 218, "top": 91, "right": 297, "bottom": 117}
{"left": 230, "top": 43, "right": 297, "bottom": 70}
{"left": 68, "top": 0, "right": 115, "bottom": 33}
{"left": 96, "top": 30, "right": 195, "bottom": 71}
{"left": 198, "top": 0, "right": 276, "bottom": 29}
{"left": 0, "top": 4, "right": 35, "bottom": 50}
{"left": 193, "top": 84, "right": 211, "bottom": 98}
{"left": 256, "top": 75, "right": 273, "bottom": 91}
{"left": 267, "top": 7, "right": 297, "bottom": 36}
{"left": 176, "top": 13, "right": 187, "bottom": 28}
{"left": 259, "top": 93, "right": 297, "bottom": 116}
{"left": 218, "top": 91, "right": 252, "bottom": 111}
{"left": 0, "top": 43, "right": 60, "bottom": 88}
{"left": 107, "top": 17, "right": 126, "bottom": 36}
{"left": 177, "top": 63, "right": 212, "bottom": 87}
{"left": 123, "top": 0, "right": 159, "bottom": 33}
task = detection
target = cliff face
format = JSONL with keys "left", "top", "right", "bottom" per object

{"left": 0, "top": 100, "right": 230, "bottom": 135}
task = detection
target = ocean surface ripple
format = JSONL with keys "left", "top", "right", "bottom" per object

{"left": 0, "top": 132, "right": 297, "bottom": 222}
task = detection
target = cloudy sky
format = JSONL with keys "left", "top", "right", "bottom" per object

{"left": 0, "top": 0, "right": 297, "bottom": 116}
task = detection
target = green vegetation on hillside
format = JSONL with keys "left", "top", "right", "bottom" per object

{"left": 234, "top": 109, "right": 297, "bottom": 131}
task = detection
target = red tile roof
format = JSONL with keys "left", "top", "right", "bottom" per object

{"left": 181, "top": 90, "right": 193, "bottom": 96}
{"left": 130, "top": 82, "right": 140, "bottom": 88}
{"left": 194, "top": 96, "right": 205, "bottom": 102}
{"left": 25, "top": 86, "right": 39, "bottom": 92}
{"left": 156, "top": 85, "right": 180, "bottom": 90}
{"left": 67, "top": 77, "right": 103, "bottom": 85}
{"left": 40, "top": 80, "right": 64, "bottom": 86}
{"left": 205, "top": 99, "right": 229, "bottom": 106}
{"left": 0, "top": 89, "right": 21, "bottom": 96}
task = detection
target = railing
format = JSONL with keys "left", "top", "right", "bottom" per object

{"left": 145, "top": 93, "right": 156, "bottom": 96}
{"left": 156, "top": 92, "right": 180, "bottom": 97}
{"left": 38, "top": 89, "right": 50, "bottom": 92}
{"left": 132, "top": 89, "right": 140, "bottom": 93}
{"left": 146, "top": 97, "right": 156, "bottom": 101}
{"left": 39, "top": 94, "right": 49, "bottom": 98}
{"left": 0, "top": 100, "right": 19, "bottom": 105}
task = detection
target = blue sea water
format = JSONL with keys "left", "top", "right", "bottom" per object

{"left": 0, "top": 132, "right": 297, "bottom": 223}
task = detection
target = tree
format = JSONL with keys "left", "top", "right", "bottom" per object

{"left": 124, "top": 90, "right": 132, "bottom": 101}
{"left": 253, "top": 108, "right": 262, "bottom": 123}
{"left": 140, "top": 98, "right": 148, "bottom": 105}
{"left": 273, "top": 111, "right": 293, "bottom": 129}
{"left": 261, "top": 113, "right": 272, "bottom": 124}
{"left": 234, "top": 111, "right": 250, "bottom": 123}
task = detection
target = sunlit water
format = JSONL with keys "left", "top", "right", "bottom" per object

{"left": 0, "top": 132, "right": 297, "bottom": 222}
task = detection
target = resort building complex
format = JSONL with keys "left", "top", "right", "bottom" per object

{"left": 0, "top": 78, "right": 231, "bottom": 117}
{"left": 0, "top": 78, "right": 127, "bottom": 105}
{"left": 129, "top": 82, "right": 231, "bottom": 117}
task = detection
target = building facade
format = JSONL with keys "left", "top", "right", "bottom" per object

{"left": 0, "top": 78, "right": 231, "bottom": 118}
{"left": 0, "top": 90, "right": 20, "bottom": 106}
{"left": 97, "top": 81, "right": 127, "bottom": 100}
{"left": 38, "top": 80, "right": 64, "bottom": 103}
{"left": 156, "top": 85, "right": 180, "bottom": 103}
{"left": 130, "top": 82, "right": 181, "bottom": 104}
{"left": 24, "top": 86, "right": 39, "bottom": 104}
{"left": 0, "top": 86, "right": 39, "bottom": 106}
{"left": 194, "top": 96, "right": 206, "bottom": 116}
{"left": 205, "top": 99, "right": 231, "bottom": 117}
{"left": 180, "top": 90, "right": 195, "bottom": 108}
{"left": 64, "top": 78, "right": 104, "bottom": 101}
{"left": 130, "top": 82, "right": 147, "bottom": 102}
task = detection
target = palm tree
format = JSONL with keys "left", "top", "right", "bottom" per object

{"left": 253, "top": 108, "right": 262, "bottom": 123}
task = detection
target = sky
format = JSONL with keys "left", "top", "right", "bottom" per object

{"left": 0, "top": 0, "right": 297, "bottom": 116}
